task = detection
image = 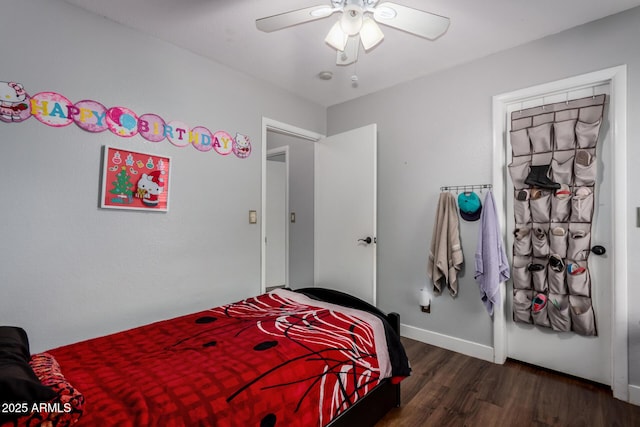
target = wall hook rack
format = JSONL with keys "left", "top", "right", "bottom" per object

{"left": 440, "top": 184, "right": 492, "bottom": 193}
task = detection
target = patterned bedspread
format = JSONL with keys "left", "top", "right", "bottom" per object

{"left": 46, "top": 289, "right": 398, "bottom": 427}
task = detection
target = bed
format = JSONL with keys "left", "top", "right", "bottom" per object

{"left": 1, "top": 288, "right": 409, "bottom": 427}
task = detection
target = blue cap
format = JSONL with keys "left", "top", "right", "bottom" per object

{"left": 457, "top": 191, "right": 482, "bottom": 221}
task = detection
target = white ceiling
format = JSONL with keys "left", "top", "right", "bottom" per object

{"left": 62, "top": 0, "right": 640, "bottom": 107}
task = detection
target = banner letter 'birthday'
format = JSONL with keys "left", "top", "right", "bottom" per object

{"left": 0, "top": 80, "right": 251, "bottom": 158}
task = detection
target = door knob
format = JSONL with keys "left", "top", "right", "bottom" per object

{"left": 358, "top": 237, "right": 372, "bottom": 244}
{"left": 591, "top": 245, "right": 606, "bottom": 255}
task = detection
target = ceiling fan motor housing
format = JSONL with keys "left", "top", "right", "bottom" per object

{"left": 333, "top": 0, "right": 379, "bottom": 10}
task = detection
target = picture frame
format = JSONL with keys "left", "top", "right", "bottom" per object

{"left": 100, "top": 145, "right": 171, "bottom": 212}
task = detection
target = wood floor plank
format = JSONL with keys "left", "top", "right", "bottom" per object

{"left": 376, "top": 337, "right": 640, "bottom": 426}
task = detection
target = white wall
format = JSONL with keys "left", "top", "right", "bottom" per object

{"left": 0, "top": 0, "right": 325, "bottom": 352}
{"left": 328, "top": 7, "right": 640, "bottom": 386}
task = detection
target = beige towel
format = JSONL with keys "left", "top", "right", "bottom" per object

{"left": 428, "top": 192, "right": 464, "bottom": 296}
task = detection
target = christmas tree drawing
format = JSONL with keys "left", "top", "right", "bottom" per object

{"left": 109, "top": 166, "right": 134, "bottom": 204}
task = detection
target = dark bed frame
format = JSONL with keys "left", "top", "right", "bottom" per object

{"left": 327, "top": 312, "right": 401, "bottom": 427}
{"left": 294, "top": 288, "right": 402, "bottom": 427}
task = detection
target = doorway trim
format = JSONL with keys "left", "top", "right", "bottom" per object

{"left": 491, "top": 65, "right": 628, "bottom": 401}
{"left": 261, "top": 117, "right": 324, "bottom": 294}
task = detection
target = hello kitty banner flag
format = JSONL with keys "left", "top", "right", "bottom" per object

{"left": 0, "top": 80, "right": 251, "bottom": 158}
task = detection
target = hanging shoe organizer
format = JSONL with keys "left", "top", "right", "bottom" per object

{"left": 508, "top": 94, "right": 605, "bottom": 336}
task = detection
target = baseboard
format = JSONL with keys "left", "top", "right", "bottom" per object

{"left": 629, "top": 384, "right": 640, "bottom": 406}
{"left": 400, "top": 324, "right": 494, "bottom": 363}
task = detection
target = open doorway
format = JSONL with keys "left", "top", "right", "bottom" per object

{"left": 262, "top": 118, "right": 322, "bottom": 293}
{"left": 261, "top": 118, "right": 379, "bottom": 305}
{"left": 265, "top": 147, "right": 288, "bottom": 290}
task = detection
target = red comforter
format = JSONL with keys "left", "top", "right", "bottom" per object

{"left": 46, "top": 289, "right": 393, "bottom": 427}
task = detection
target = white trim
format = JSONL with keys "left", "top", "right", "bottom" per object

{"left": 266, "top": 146, "right": 290, "bottom": 288}
{"left": 371, "top": 124, "right": 378, "bottom": 307}
{"left": 313, "top": 144, "right": 319, "bottom": 289}
{"left": 491, "top": 65, "right": 628, "bottom": 401}
{"left": 401, "top": 324, "right": 495, "bottom": 363}
{"left": 264, "top": 118, "right": 324, "bottom": 142}
{"left": 261, "top": 118, "right": 324, "bottom": 294}
{"left": 629, "top": 385, "right": 640, "bottom": 407}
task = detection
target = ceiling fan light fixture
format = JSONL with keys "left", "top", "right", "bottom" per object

{"left": 360, "top": 17, "right": 384, "bottom": 50}
{"left": 325, "top": 20, "right": 348, "bottom": 51}
{"left": 340, "top": 5, "right": 363, "bottom": 36}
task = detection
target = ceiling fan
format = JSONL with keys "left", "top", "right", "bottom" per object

{"left": 256, "top": 0, "right": 450, "bottom": 66}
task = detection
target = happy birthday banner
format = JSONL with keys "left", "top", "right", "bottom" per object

{"left": 0, "top": 80, "right": 251, "bottom": 158}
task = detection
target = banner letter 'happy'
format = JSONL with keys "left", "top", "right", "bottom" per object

{"left": 0, "top": 80, "right": 251, "bottom": 158}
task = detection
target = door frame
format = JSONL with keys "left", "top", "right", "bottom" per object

{"left": 266, "top": 146, "right": 290, "bottom": 288}
{"left": 261, "top": 117, "right": 324, "bottom": 294}
{"left": 491, "top": 65, "right": 628, "bottom": 401}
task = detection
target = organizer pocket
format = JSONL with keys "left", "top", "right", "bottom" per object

{"left": 532, "top": 294, "right": 550, "bottom": 327}
{"left": 547, "top": 266, "right": 567, "bottom": 294}
{"left": 574, "top": 149, "right": 597, "bottom": 186}
{"left": 510, "top": 128, "right": 531, "bottom": 156}
{"left": 513, "top": 225, "right": 532, "bottom": 257}
{"left": 528, "top": 122, "right": 552, "bottom": 153}
{"left": 569, "top": 295, "right": 597, "bottom": 336}
{"left": 579, "top": 104, "right": 604, "bottom": 123}
{"left": 531, "top": 152, "right": 553, "bottom": 167}
{"left": 512, "top": 256, "right": 532, "bottom": 290}
{"left": 513, "top": 290, "right": 533, "bottom": 324}
{"left": 575, "top": 119, "right": 602, "bottom": 148}
{"left": 567, "top": 224, "right": 591, "bottom": 261}
{"left": 529, "top": 191, "right": 551, "bottom": 223}
{"left": 508, "top": 158, "right": 531, "bottom": 190}
{"left": 550, "top": 192, "right": 571, "bottom": 222}
{"left": 530, "top": 258, "right": 548, "bottom": 292}
{"left": 514, "top": 195, "right": 531, "bottom": 224}
{"left": 551, "top": 152, "right": 574, "bottom": 185}
{"left": 547, "top": 294, "right": 571, "bottom": 332}
{"left": 566, "top": 260, "right": 590, "bottom": 296}
{"left": 531, "top": 224, "right": 550, "bottom": 258}
{"left": 553, "top": 119, "right": 576, "bottom": 150}
{"left": 549, "top": 225, "right": 568, "bottom": 259}
{"left": 570, "top": 188, "right": 594, "bottom": 223}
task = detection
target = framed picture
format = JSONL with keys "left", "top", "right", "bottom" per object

{"left": 100, "top": 146, "right": 171, "bottom": 212}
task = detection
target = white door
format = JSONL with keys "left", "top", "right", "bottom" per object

{"left": 505, "top": 86, "right": 612, "bottom": 385}
{"left": 266, "top": 157, "right": 287, "bottom": 287}
{"left": 314, "top": 124, "right": 377, "bottom": 305}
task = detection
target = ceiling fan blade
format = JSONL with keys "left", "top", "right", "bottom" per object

{"left": 336, "top": 35, "right": 360, "bottom": 66}
{"left": 256, "top": 5, "right": 337, "bottom": 33}
{"left": 373, "top": 2, "right": 450, "bottom": 40}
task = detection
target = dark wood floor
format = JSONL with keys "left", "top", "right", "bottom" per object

{"left": 376, "top": 337, "right": 640, "bottom": 426}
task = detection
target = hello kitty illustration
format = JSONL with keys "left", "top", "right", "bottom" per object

{"left": 233, "top": 132, "right": 251, "bottom": 159}
{"left": 0, "top": 81, "right": 29, "bottom": 122}
{"left": 136, "top": 170, "right": 165, "bottom": 207}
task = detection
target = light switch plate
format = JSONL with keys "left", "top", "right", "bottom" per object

{"left": 249, "top": 210, "right": 257, "bottom": 224}
{"left": 290, "top": 212, "right": 296, "bottom": 223}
